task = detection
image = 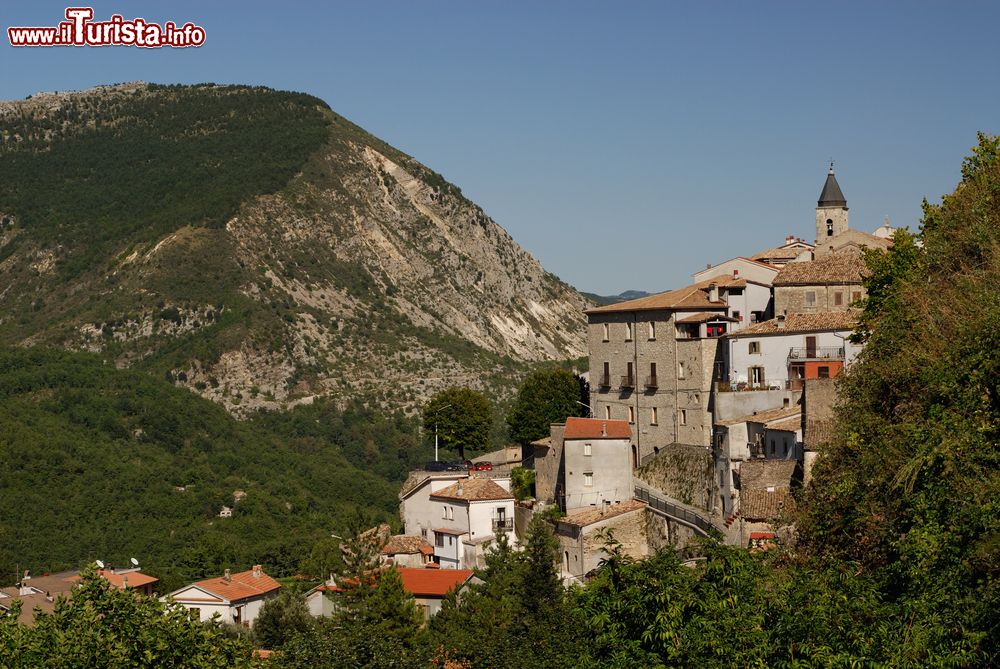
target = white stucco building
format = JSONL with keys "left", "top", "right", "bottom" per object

{"left": 162, "top": 565, "right": 280, "bottom": 628}
{"left": 561, "top": 417, "right": 634, "bottom": 512}
{"left": 424, "top": 477, "right": 516, "bottom": 569}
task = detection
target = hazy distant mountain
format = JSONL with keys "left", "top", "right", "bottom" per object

{"left": 580, "top": 290, "right": 652, "bottom": 306}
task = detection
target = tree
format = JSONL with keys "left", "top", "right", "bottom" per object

{"left": 422, "top": 388, "right": 492, "bottom": 460}
{"left": 506, "top": 368, "right": 587, "bottom": 446}
{"left": 0, "top": 565, "right": 254, "bottom": 668}
{"left": 253, "top": 589, "right": 314, "bottom": 650}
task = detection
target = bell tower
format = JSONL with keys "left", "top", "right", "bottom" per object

{"left": 815, "top": 162, "right": 849, "bottom": 244}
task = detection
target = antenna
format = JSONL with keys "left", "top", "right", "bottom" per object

{"left": 95, "top": 559, "right": 105, "bottom": 569}
{"left": 130, "top": 558, "right": 139, "bottom": 567}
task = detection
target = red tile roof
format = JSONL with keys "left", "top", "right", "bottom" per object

{"left": 189, "top": 567, "right": 280, "bottom": 603}
{"left": 65, "top": 569, "right": 159, "bottom": 590}
{"left": 559, "top": 500, "right": 647, "bottom": 527}
{"left": 563, "top": 417, "right": 631, "bottom": 440}
{"left": 585, "top": 275, "right": 742, "bottom": 315}
{"left": 773, "top": 252, "right": 868, "bottom": 286}
{"left": 430, "top": 478, "right": 514, "bottom": 502}
{"left": 731, "top": 311, "right": 858, "bottom": 336}
{"left": 397, "top": 567, "right": 474, "bottom": 598}
{"left": 382, "top": 535, "right": 433, "bottom": 555}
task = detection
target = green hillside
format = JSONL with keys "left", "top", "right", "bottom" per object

{"left": 0, "top": 346, "right": 422, "bottom": 591}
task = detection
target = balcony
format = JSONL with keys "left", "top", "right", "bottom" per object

{"left": 492, "top": 518, "right": 513, "bottom": 532}
{"left": 787, "top": 346, "right": 844, "bottom": 362}
{"left": 597, "top": 374, "right": 611, "bottom": 388}
{"left": 620, "top": 375, "right": 635, "bottom": 389}
{"left": 644, "top": 375, "right": 658, "bottom": 390}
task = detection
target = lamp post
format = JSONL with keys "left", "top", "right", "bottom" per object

{"left": 576, "top": 400, "right": 592, "bottom": 418}
{"left": 433, "top": 403, "right": 453, "bottom": 462}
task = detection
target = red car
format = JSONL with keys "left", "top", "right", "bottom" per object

{"left": 474, "top": 461, "right": 493, "bottom": 471}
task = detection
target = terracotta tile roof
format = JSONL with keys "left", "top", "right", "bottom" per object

{"left": 383, "top": 535, "right": 433, "bottom": 556}
{"left": 397, "top": 567, "right": 474, "bottom": 598}
{"left": 751, "top": 246, "right": 806, "bottom": 262}
{"left": 718, "top": 406, "right": 800, "bottom": 427}
{"left": 433, "top": 527, "right": 468, "bottom": 536}
{"left": 430, "top": 477, "right": 514, "bottom": 502}
{"left": 530, "top": 436, "right": 552, "bottom": 448}
{"left": 768, "top": 415, "right": 802, "bottom": 432}
{"left": 739, "top": 488, "right": 795, "bottom": 521}
{"left": 805, "top": 418, "right": 836, "bottom": 446}
{"left": 585, "top": 275, "right": 741, "bottom": 315}
{"left": 730, "top": 310, "right": 859, "bottom": 336}
{"left": 563, "top": 417, "right": 631, "bottom": 440}
{"left": 559, "top": 499, "right": 647, "bottom": 527}
{"left": 773, "top": 252, "right": 868, "bottom": 286}
{"left": 740, "top": 460, "right": 798, "bottom": 490}
{"left": 189, "top": 567, "right": 280, "bottom": 603}
{"left": 675, "top": 311, "right": 740, "bottom": 324}
{"left": 90, "top": 570, "right": 158, "bottom": 589}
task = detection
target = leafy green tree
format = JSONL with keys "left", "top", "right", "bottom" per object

{"left": 506, "top": 368, "right": 587, "bottom": 445}
{"left": 0, "top": 566, "right": 253, "bottom": 668}
{"left": 253, "top": 588, "right": 314, "bottom": 650}
{"left": 422, "top": 388, "right": 492, "bottom": 460}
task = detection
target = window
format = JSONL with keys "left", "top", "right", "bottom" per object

{"left": 625, "top": 322, "right": 633, "bottom": 341}
{"left": 852, "top": 290, "right": 862, "bottom": 302}
{"left": 678, "top": 361, "right": 685, "bottom": 379}
{"left": 826, "top": 219, "right": 834, "bottom": 236}
{"left": 602, "top": 362, "right": 610, "bottom": 386}
{"left": 770, "top": 440, "right": 775, "bottom": 456}
{"left": 818, "top": 366, "right": 831, "bottom": 378}
{"left": 448, "top": 536, "right": 453, "bottom": 546}
{"left": 650, "top": 407, "right": 658, "bottom": 425}
{"left": 604, "top": 405, "right": 611, "bottom": 420}
{"left": 733, "top": 310, "right": 742, "bottom": 322}
{"left": 748, "top": 341, "right": 760, "bottom": 354}
{"left": 584, "top": 472, "right": 593, "bottom": 487}
{"left": 648, "top": 321, "right": 656, "bottom": 340}
{"left": 448, "top": 506, "right": 454, "bottom": 520}
{"left": 442, "top": 506, "right": 447, "bottom": 519}
{"left": 834, "top": 291, "right": 843, "bottom": 306}
{"left": 680, "top": 409, "right": 687, "bottom": 425}
{"left": 583, "top": 443, "right": 592, "bottom": 456}
{"left": 749, "top": 366, "right": 765, "bottom": 387}
{"left": 805, "top": 291, "right": 816, "bottom": 307}
{"left": 435, "top": 532, "right": 444, "bottom": 547}
{"left": 602, "top": 323, "right": 609, "bottom": 341}
{"left": 627, "top": 406, "right": 635, "bottom": 424}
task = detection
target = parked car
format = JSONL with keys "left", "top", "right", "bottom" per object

{"left": 425, "top": 461, "right": 448, "bottom": 472}
{"left": 446, "top": 460, "right": 467, "bottom": 471}
{"left": 474, "top": 461, "right": 493, "bottom": 471}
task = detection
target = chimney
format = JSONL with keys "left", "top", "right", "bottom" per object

{"left": 601, "top": 421, "right": 607, "bottom": 437}
{"left": 122, "top": 574, "right": 129, "bottom": 589}
{"left": 786, "top": 235, "right": 795, "bottom": 244}
{"left": 732, "top": 269, "right": 739, "bottom": 277}
{"left": 777, "top": 314, "right": 786, "bottom": 330}
{"left": 708, "top": 283, "right": 719, "bottom": 302}
{"left": 223, "top": 569, "right": 231, "bottom": 583}
{"left": 456, "top": 482, "right": 464, "bottom": 496}
{"left": 252, "top": 565, "right": 262, "bottom": 578}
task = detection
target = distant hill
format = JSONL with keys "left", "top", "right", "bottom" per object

{"left": 580, "top": 290, "right": 652, "bottom": 306}
{"left": 0, "top": 346, "right": 420, "bottom": 591}
{"left": 0, "top": 83, "right": 589, "bottom": 415}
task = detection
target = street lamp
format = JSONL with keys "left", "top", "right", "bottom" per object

{"left": 432, "top": 403, "right": 453, "bottom": 462}
{"left": 576, "top": 400, "right": 592, "bottom": 418}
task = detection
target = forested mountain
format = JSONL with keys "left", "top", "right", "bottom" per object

{"left": 0, "top": 346, "right": 422, "bottom": 591}
{"left": 0, "top": 83, "right": 588, "bottom": 416}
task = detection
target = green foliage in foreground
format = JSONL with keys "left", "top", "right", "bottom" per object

{"left": 0, "top": 346, "right": 419, "bottom": 591}
{"left": 0, "top": 567, "right": 255, "bottom": 668}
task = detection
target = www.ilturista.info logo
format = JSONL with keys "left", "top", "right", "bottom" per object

{"left": 8, "top": 7, "right": 205, "bottom": 48}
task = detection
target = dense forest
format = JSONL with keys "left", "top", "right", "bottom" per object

{"left": 0, "top": 346, "right": 427, "bottom": 591}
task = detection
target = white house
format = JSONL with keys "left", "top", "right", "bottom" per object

{"left": 399, "top": 471, "right": 471, "bottom": 541}
{"left": 561, "top": 417, "right": 633, "bottom": 512}
{"left": 723, "top": 311, "right": 862, "bottom": 390}
{"left": 162, "top": 565, "right": 280, "bottom": 628}
{"left": 427, "top": 477, "right": 516, "bottom": 569}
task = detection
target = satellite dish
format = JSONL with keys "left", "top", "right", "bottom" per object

{"left": 95, "top": 560, "right": 105, "bottom": 569}
{"left": 130, "top": 558, "right": 139, "bottom": 567}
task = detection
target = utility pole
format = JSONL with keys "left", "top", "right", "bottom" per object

{"left": 432, "top": 403, "right": 453, "bottom": 462}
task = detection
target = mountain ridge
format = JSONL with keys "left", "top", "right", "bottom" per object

{"left": 0, "top": 83, "right": 590, "bottom": 415}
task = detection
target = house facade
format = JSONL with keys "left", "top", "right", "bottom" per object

{"left": 162, "top": 565, "right": 280, "bottom": 628}
{"left": 425, "top": 477, "right": 516, "bottom": 569}
{"left": 561, "top": 417, "right": 633, "bottom": 511}
{"left": 553, "top": 500, "right": 648, "bottom": 581}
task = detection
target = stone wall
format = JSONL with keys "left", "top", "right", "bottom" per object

{"left": 774, "top": 284, "right": 864, "bottom": 316}
{"left": 637, "top": 443, "right": 714, "bottom": 511}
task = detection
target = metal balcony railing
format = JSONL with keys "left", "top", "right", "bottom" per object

{"left": 644, "top": 375, "right": 658, "bottom": 389}
{"left": 787, "top": 346, "right": 844, "bottom": 361}
{"left": 620, "top": 375, "right": 635, "bottom": 389}
{"left": 492, "top": 519, "right": 513, "bottom": 532}
{"left": 598, "top": 374, "right": 611, "bottom": 388}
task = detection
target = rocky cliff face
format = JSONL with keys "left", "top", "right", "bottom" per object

{"left": 0, "top": 83, "right": 588, "bottom": 415}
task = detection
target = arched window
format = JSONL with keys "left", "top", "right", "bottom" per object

{"left": 826, "top": 219, "right": 834, "bottom": 236}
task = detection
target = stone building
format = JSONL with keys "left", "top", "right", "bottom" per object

{"left": 772, "top": 252, "right": 869, "bottom": 316}
{"left": 553, "top": 499, "right": 648, "bottom": 581}
{"left": 585, "top": 275, "right": 767, "bottom": 463}
{"left": 561, "top": 417, "right": 633, "bottom": 511}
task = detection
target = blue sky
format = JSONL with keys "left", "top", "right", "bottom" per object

{"left": 3, "top": 1, "right": 998, "bottom": 294}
